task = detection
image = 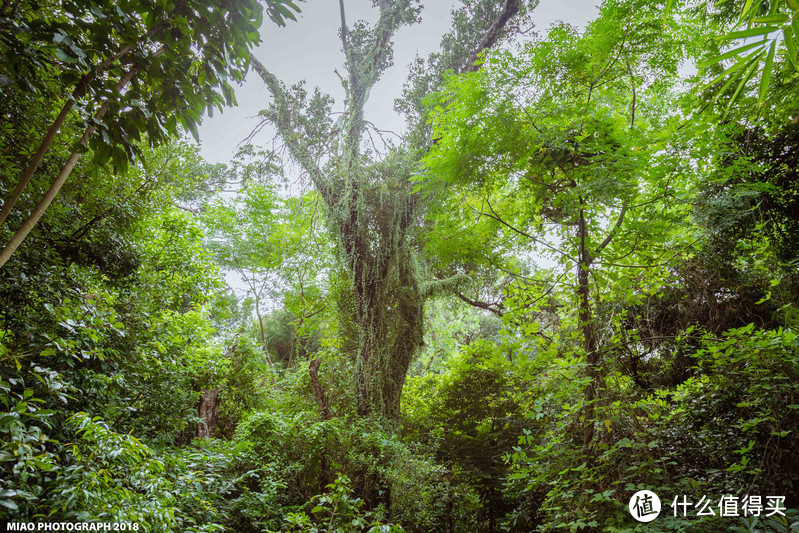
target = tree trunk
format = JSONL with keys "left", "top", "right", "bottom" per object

{"left": 254, "top": 296, "right": 276, "bottom": 380}
{"left": 577, "top": 201, "right": 599, "bottom": 450}
{"left": 309, "top": 358, "right": 332, "bottom": 493}
{"left": 197, "top": 388, "right": 220, "bottom": 438}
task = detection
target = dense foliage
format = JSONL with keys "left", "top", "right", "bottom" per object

{"left": 2, "top": 0, "right": 799, "bottom": 531}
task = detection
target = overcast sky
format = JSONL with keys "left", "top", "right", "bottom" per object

{"left": 196, "top": 0, "right": 600, "bottom": 164}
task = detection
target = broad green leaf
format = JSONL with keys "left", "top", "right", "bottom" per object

{"left": 93, "top": 143, "right": 113, "bottom": 166}
{"left": 54, "top": 48, "right": 77, "bottom": 63}
{"left": 184, "top": 117, "right": 200, "bottom": 143}
{"left": 111, "top": 146, "right": 129, "bottom": 174}
{"left": 275, "top": 4, "right": 297, "bottom": 22}
{"left": 0, "top": 499, "right": 18, "bottom": 510}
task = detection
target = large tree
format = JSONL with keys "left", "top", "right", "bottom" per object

{"left": 250, "top": 0, "right": 536, "bottom": 421}
{"left": 422, "top": 0, "right": 703, "bottom": 449}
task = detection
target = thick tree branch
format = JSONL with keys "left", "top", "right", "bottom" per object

{"left": 338, "top": 0, "right": 357, "bottom": 95}
{"left": 456, "top": 292, "right": 504, "bottom": 316}
{"left": 463, "top": 0, "right": 521, "bottom": 72}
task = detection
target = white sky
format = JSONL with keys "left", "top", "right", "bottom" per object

{"left": 196, "top": 0, "right": 600, "bottom": 164}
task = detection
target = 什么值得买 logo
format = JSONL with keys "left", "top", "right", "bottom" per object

{"left": 629, "top": 490, "right": 661, "bottom": 523}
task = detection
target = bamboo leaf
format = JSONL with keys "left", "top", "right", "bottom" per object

{"left": 741, "top": 0, "right": 763, "bottom": 21}
{"left": 703, "top": 47, "right": 766, "bottom": 89}
{"left": 741, "top": 0, "right": 765, "bottom": 20}
{"left": 785, "top": 27, "right": 799, "bottom": 70}
{"left": 722, "top": 25, "right": 779, "bottom": 40}
{"left": 725, "top": 57, "right": 760, "bottom": 115}
{"left": 698, "top": 40, "right": 763, "bottom": 68}
{"left": 752, "top": 14, "right": 789, "bottom": 24}
{"left": 758, "top": 40, "right": 776, "bottom": 105}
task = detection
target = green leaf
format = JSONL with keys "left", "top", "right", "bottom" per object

{"left": 54, "top": 48, "right": 77, "bottom": 64}
{"left": 185, "top": 117, "right": 200, "bottom": 143}
{"left": 275, "top": 4, "right": 297, "bottom": 22}
{"left": 722, "top": 25, "right": 779, "bottom": 41}
{"left": 0, "top": 414, "right": 18, "bottom": 427}
{"left": 704, "top": 47, "right": 765, "bottom": 89}
{"left": 785, "top": 27, "right": 798, "bottom": 70}
{"left": 792, "top": 15, "right": 799, "bottom": 54}
{"left": 740, "top": 0, "right": 762, "bottom": 19}
{"left": 111, "top": 146, "right": 129, "bottom": 174}
{"left": 0, "top": 499, "right": 19, "bottom": 510}
{"left": 752, "top": 14, "right": 790, "bottom": 24}
{"left": 93, "top": 143, "right": 113, "bottom": 166}
{"left": 70, "top": 141, "right": 89, "bottom": 154}
{"left": 758, "top": 40, "right": 776, "bottom": 105}
{"left": 698, "top": 40, "right": 764, "bottom": 69}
